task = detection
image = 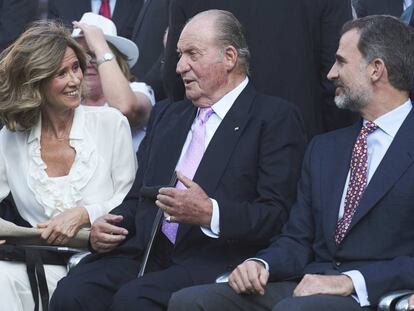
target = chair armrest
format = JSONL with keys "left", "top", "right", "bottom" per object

{"left": 215, "top": 272, "right": 230, "bottom": 283}
{"left": 378, "top": 290, "right": 414, "bottom": 311}
{"left": 67, "top": 251, "right": 90, "bottom": 271}
{"left": 395, "top": 294, "right": 413, "bottom": 311}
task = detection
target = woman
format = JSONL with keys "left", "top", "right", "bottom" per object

{"left": 72, "top": 12, "right": 156, "bottom": 151}
{"left": 0, "top": 20, "right": 137, "bottom": 310}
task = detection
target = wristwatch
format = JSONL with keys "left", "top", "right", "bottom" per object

{"left": 96, "top": 52, "right": 115, "bottom": 66}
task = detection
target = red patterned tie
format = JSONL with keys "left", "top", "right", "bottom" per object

{"left": 99, "top": 0, "right": 111, "bottom": 19}
{"left": 334, "top": 121, "right": 378, "bottom": 244}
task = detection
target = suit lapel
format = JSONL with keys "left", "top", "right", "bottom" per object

{"left": 322, "top": 122, "right": 360, "bottom": 251}
{"left": 132, "top": 0, "right": 151, "bottom": 38}
{"left": 148, "top": 101, "right": 196, "bottom": 184}
{"left": 112, "top": 0, "right": 131, "bottom": 34}
{"left": 176, "top": 83, "right": 256, "bottom": 243}
{"left": 346, "top": 110, "right": 414, "bottom": 233}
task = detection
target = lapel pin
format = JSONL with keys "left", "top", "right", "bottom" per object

{"left": 234, "top": 126, "right": 239, "bottom": 131}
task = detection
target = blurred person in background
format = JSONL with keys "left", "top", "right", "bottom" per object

{"left": 130, "top": 0, "right": 170, "bottom": 101}
{"left": 72, "top": 13, "right": 155, "bottom": 151}
{"left": 0, "top": 0, "right": 39, "bottom": 52}
{"left": 48, "top": 0, "right": 143, "bottom": 40}
{"left": 352, "top": 0, "right": 412, "bottom": 17}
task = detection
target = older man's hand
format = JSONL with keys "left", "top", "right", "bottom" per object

{"left": 293, "top": 274, "right": 354, "bottom": 297}
{"left": 229, "top": 260, "right": 269, "bottom": 295}
{"left": 90, "top": 214, "right": 128, "bottom": 253}
{"left": 155, "top": 171, "right": 213, "bottom": 226}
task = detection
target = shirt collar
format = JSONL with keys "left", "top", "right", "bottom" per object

{"left": 366, "top": 99, "right": 412, "bottom": 138}
{"left": 27, "top": 115, "right": 41, "bottom": 143}
{"left": 27, "top": 105, "right": 85, "bottom": 143}
{"left": 199, "top": 77, "right": 249, "bottom": 120}
{"left": 70, "top": 105, "right": 85, "bottom": 140}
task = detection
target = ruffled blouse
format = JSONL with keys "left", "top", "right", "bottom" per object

{"left": 0, "top": 105, "right": 137, "bottom": 226}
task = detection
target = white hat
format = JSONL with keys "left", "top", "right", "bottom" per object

{"left": 72, "top": 12, "right": 139, "bottom": 67}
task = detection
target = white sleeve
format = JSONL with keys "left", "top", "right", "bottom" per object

{"left": 247, "top": 258, "right": 270, "bottom": 271}
{"left": 343, "top": 270, "right": 371, "bottom": 307}
{"left": 130, "top": 82, "right": 156, "bottom": 106}
{"left": 84, "top": 116, "right": 138, "bottom": 223}
{"left": 200, "top": 198, "right": 220, "bottom": 238}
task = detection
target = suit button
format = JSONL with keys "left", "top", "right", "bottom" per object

{"left": 335, "top": 261, "right": 341, "bottom": 267}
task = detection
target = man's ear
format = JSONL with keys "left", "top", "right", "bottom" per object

{"left": 223, "top": 45, "right": 238, "bottom": 71}
{"left": 369, "top": 58, "right": 386, "bottom": 83}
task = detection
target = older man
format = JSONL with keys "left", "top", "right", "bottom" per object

{"left": 168, "top": 15, "right": 414, "bottom": 311}
{"left": 164, "top": 0, "right": 355, "bottom": 138}
{"left": 50, "top": 10, "right": 305, "bottom": 311}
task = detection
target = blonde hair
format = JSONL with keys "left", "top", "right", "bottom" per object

{"left": 0, "top": 20, "right": 87, "bottom": 131}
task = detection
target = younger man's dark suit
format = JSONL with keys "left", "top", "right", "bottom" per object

{"left": 353, "top": 0, "right": 404, "bottom": 17}
{"left": 258, "top": 109, "right": 414, "bottom": 306}
{"left": 50, "top": 82, "right": 306, "bottom": 310}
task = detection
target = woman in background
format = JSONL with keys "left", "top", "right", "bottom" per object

{"left": 72, "top": 12, "right": 156, "bottom": 150}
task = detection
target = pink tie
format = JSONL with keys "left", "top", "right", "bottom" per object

{"left": 99, "top": 0, "right": 111, "bottom": 19}
{"left": 162, "top": 107, "right": 214, "bottom": 244}
{"left": 334, "top": 121, "right": 378, "bottom": 244}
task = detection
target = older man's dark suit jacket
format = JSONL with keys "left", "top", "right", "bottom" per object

{"left": 47, "top": 0, "right": 143, "bottom": 39}
{"left": 86, "top": 82, "right": 305, "bottom": 284}
{"left": 163, "top": 0, "right": 355, "bottom": 138}
{"left": 258, "top": 108, "right": 414, "bottom": 306}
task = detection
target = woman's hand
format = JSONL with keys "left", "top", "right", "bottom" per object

{"left": 72, "top": 21, "right": 110, "bottom": 56}
{"left": 38, "top": 207, "right": 90, "bottom": 245}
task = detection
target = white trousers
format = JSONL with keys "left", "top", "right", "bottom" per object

{"left": 0, "top": 260, "right": 67, "bottom": 311}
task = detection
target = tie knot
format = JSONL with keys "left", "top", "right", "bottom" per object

{"left": 197, "top": 107, "right": 214, "bottom": 124}
{"left": 361, "top": 121, "right": 378, "bottom": 136}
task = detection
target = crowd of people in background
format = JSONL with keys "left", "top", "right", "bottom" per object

{"left": 0, "top": 0, "right": 413, "bottom": 311}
